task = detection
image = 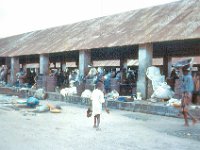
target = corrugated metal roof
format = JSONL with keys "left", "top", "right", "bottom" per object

{"left": 0, "top": 0, "right": 200, "bottom": 57}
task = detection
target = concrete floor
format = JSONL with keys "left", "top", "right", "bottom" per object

{"left": 0, "top": 96, "right": 200, "bottom": 150}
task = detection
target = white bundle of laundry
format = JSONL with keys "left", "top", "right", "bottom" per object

{"left": 60, "top": 87, "right": 77, "bottom": 97}
{"left": 81, "top": 89, "right": 92, "bottom": 98}
{"left": 146, "top": 66, "right": 174, "bottom": 99}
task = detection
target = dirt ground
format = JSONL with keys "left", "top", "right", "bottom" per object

{"left": 0, "top": 94, "right": 200, "bottom": 150}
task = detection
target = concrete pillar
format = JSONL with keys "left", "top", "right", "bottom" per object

{"left": 10, "top": 57, "right": 20, "bottom": 84}
{"left": 39, "top": 54, "right": 49, "bottom": 75}
{"left": 39, "top": 54, "right": 49, "bottom": 91}
{"left": 163, "top": 56, "right": 172, "bottom": 78}
{"left": 137, "top": 44, "right": 153, "bottom": 99}
{"left": 79, "top": 50, "right": 91, "bottom": 78}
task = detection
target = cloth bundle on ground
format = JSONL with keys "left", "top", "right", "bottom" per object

{"left": 47, "top": 103, "right": 62, "bottom": 113}
{"left": 151, "top": 82, "right": 174, "bottom": 99}
{"left": 81, "top": 89, "right": 92, "bottom": 98}
{"left": 117, "top": 96, "right": 127, "bottom": 102}
{"left": 34, "top": 88, "right": 47, "bottom": 100}
{"left": 146, "top": 66, "right": 174, "bottom": 99}
{"left": 34, "top": 103, "right": 62, "bottom": 113}
{"left": 26, "top": 97, "right": 39, "bottom": 108}
{"left": 105, "top": 90, "right": 119, "bottom": 100}
{"left": 60, "top": 86, "right": 77, "bottom": 97}
{"left": 35, "top": 105, "right": 50, "bottom": 112}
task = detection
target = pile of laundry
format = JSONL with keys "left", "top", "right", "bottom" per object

{"left": 146, "top": 66, "right": 174, "bottom": 100}
{"left": 60, "top": 84, "right": 77, "bottom": 97}
{"left": 81, "top": 89, "right": 92, "bottom": 98}
{"left": 13, "top": 98, "right": 62, "bottom": 113}
{"left": 11, "top": 88, "right": 62, "bottom": 113}
{"left": 105, "top": 90, "right": 120, "bottom": 101}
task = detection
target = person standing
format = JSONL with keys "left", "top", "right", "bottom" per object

{"left": 180, "top": 66, "right": 197, "bottom": 126}
{"left": 169, "top": 68, "right": 179, "bottom": 91}
{"left": 0, "top": 65, "right": 8, "bottom": 82}
{"left": 90, "top": 82, "right": 109, "bottom": 130}
{"left": 104, "top": 72, "right": 111, "bottom": 94}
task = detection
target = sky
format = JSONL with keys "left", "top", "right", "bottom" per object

{"left": 0, "top": 0, "right": 179, "bottom": 38}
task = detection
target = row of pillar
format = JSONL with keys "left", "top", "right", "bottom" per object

{"left": 7, "top": 43, "right": 172, "bottom": 99}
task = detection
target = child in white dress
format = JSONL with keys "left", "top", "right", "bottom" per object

{"left": 90, "top": 82, "right": 109, "bottom": 130}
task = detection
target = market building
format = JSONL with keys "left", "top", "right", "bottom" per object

{"left": 0, "top": 0, "right": 200, "bottom": 101}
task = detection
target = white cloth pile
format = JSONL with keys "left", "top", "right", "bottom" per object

{"left": 105, "top": 90, "right": 119, "bottom": 101}
{"left": 146, "top": 66, "right": 174, "bottom": 99}
{"left": 81, "top": 89, "right": 92, "bottom": 98}
{"left": 34, "top": 88, "right": 47, "bottom": 100}
{"left": 60, "top": 87, "right": 77, "bottom": 97}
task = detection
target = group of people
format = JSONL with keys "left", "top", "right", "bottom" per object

{"left": 1, "top": 63, "right": 199, "bottom": 128}
{"left": 90, "top": 62, "right": 200, "bottom": 130}
{"left": 85, "top": 67, "right": 137, "bottom": 130}
{"left": 16, "top": 68, "right": 37, "bottom": 88}
{"left": 84, "top": 67, "right": 137, "bottom": 94}
{"left": 0, "top": 65, "right": 37, "bottom": 88}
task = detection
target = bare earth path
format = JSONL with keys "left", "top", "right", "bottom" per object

{"left": 0, "top": 96, "right": 200, "bottom": 150}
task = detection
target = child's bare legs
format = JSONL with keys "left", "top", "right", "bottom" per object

{"left": 182, "top": 108, "right": 189, "bottom": 126}
{"left": 93, "top": 114, "right": 100, "bottom": 127}
{"left": 93, "top": 114, "right": 101, "bottom": 130}
{"left": 181, "top": 92, "right": 198, "bottom": 126}
{"left": 93, "top": 115, "right": 97, "bottom": 128}
{"left": 181, "top": 93, "right": 189, "bottom": 126}
{"left": 182, "top": 107, "right": 198, "bottom": 126}
{"left": 96, "top": 114, "right": 100, "bottom": 128}
{"left": 187, "top": 111, "right": 198, "bottom": 125}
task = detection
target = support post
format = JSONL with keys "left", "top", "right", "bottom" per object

{"left": 39, "top": 54, "right": 49, "bottom": 75}
{"left": 39, "top": 54, "right": 49, "bottom": 90}
{"left": 137, "top": 44, "right": 153, "bottom": 99}
{"left": 163, "top": 54, "right": 172, "bottom": 78}
{"left": 10, "top": 57, "right": 20, "bottom": 84}
{"left": 79, "top": 50, "right": 91, "bottom": 78}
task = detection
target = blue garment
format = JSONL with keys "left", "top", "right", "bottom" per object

{"left": 95, "top": 73, "right": 103, "bottom": 84}
{"left": 104, "top": 73, "right": 111, "bottom": 92}
{"left": 27, "top": 97, "right": 39, "bottom": 108}
{"left": 180, "top": 73, "right": 194, "bottom": 93}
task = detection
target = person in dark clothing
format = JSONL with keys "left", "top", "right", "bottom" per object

{"left": 169, "top": 68, "right": 179, "bottom": 91}
{"left": 104, "top": 72, "right": 111, "bottom": 94}
{"left": 57, "top": 70, "right": 65, "bottom": 88}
